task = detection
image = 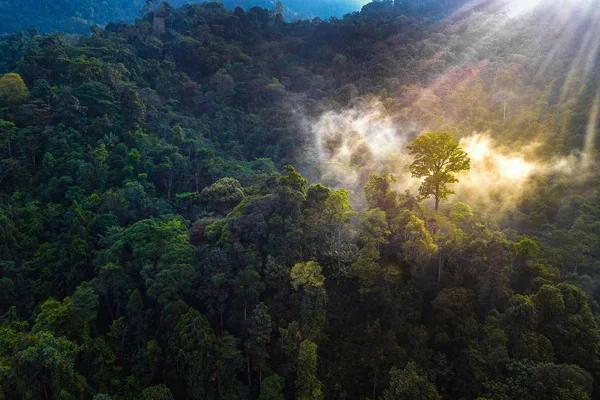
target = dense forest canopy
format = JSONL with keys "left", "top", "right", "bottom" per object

{"left": 0, "top": 0, "right": 370, "bottom": 35}
{"left": 1, "top": 0, "right": 600, "bottom": 399}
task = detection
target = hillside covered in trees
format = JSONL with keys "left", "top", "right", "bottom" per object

{"left": 1, "top": 0, "right": 600, "bottom": 399}
{"left": 0, "top": 0, "right": 369, "bottom": 35}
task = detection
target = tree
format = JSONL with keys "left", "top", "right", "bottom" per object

{"left": 232, "top": 267, "right": 265, "bottom": 322}
{"left": 296, "top": 340, "right": 323, "bottom": 400}
{"left": 0, "top": 120, "right": 17, "bottom": 158}
{"left": 351, "top": 208, "right": 390, "bottom": 292}
{"left": 71, "top": 281, "right": 99, "bottom": 323}
{"left": 395, "top": 210, "right": 438, "bottom": 275}
{"left": 383, "top": 362, "right": 441, "bottom": 400}
{"left": 247, "top": 303, "right": 273, "bottom": 385}
{"left": 126, "top": 289, "right": 145, "bottom": 353}
{"left": 33, "top": 297, "right": 80, "bottom": 340}
{"left": 290, "top": 262, "right": 325, "bottom": 291}
{"left": 12, "top": 332, "right": 86, "bottom": 399}
{"left": 259, "top": 374, "right": 285, "bottom": 400}
{"left": 324, "top": 189, "right": 357, "bottom": 272}
{"left": 168, "top": 308, "right": 217, "bottom": 400}
{"left": 364, "top": 173, "right": 398, "bottom": 213}
{"left": 275, "top": 2, "right": 285, "bottom": 17}
{"left": 290, "top": 262, "right": 328, "bottom": 339}
{"left": 406, "top": 132, "right": 470, "bottom": 210}
{"left": 278, "top": 165, "right": 308, "bottom": 213}
{"left": 200, "top": 178, "right": 244, "bottom": 214}
{"left": 214, "top": 333, "right": 244, "bottom": 399}
{"left": 0, "top": 73, "right": 29, "bottom": 106}
{"left": 140, "top": 385, "right": 175, "bottom": 400}
{"left": 431, "top": 288, "right": 478, "bottom": 355}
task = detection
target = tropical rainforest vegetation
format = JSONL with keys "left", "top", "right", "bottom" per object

{"left": 1, "top": 0, "right": 600, "bottom": 399}
{"left": 0, "top": 0, "right": 367, "bottom": 35}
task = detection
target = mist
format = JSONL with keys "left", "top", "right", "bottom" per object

{"left": 297, "top": 0, "right": 600, "bottom": 216}
{"left": 306, "top": 99, "right": 583, "bottom": 215}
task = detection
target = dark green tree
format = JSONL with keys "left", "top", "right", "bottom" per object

{"left": 383, "top": 362, "right": 441, "bottom": 400}
{"left": 168, "top": 308, "right": 217, "bottom": 399}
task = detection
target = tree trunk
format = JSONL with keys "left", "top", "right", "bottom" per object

{"left": 105, "top": 294, "right": 115, "bottom": 321}
{"left": 372, "top": 377, "right": 377, "bottom": 400}
{"left": 438, "top": 252, "right": 444, "bottom": 284}
{"left": 337, "top": 226, "right": 342, "bottom": 270}
{"left": 7, "top": 136, "right": 11, "bottom": 158}
{"left": 167, "top": 176, "right": 173, "bottom": 200}
{"left": 247, "top": 356, "right": 252, "bottom": 389}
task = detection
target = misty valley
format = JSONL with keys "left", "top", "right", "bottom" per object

{"left": 1, "top": 0, "right": 600, "bottom": 399}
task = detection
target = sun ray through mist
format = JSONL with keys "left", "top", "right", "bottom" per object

{"left": 307, "top": 0, "right": 598, "bottom": 213}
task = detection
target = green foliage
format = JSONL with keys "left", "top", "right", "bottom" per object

{"left": 139, "top": 385, "right": 174, "bottom": 400}
{"left": 351, "top": 208, "right": 390, "bottom": 290}
{"left": 397, "top": 210, "right": 438, "bottom": 271}
{"left": 247, "top": 302, "right": 272, "bottom": 378}
{"left": 12, "top": 332, "right": 85, "bottom": 399}
{"left": 72, "top": 281, "right": 99, "bottom": 323}
{"left": 200, "top": 177, "right": 244, "bottom": 214}
{"left": 0, "top": 2, "right": 600, "bottom": 400}
{"left": 407, "top": 132, "right": 471, "bottom": 210}
{"left": 168, "top": 308, "right": 217, "bottom": 399}
{"left": 364, "top": 173, "right": 398, "bottom": 213}
{"left": 296, "top": 340, "right": 323, "bottom": 400}
{"left": 290, "top": 262, "right": 325, "bottom": 291}
{"left": 0, "top": 73, "right": 28, "bottom": 106}
{"left": 383, "top": 362, "right": 441, "bottom": 400}
{"left": 259, "top": 374, "right": 285, "bottom": 400}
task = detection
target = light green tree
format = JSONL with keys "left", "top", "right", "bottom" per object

{"left": 324, "top": 189, "right": 357, "bottom": 271}
{"left": 395, "top": 210, "right": 438, "bottom": 275}
{"left": 407, "top": 132, "right": 470, "bottom": 210}
{"left": 296, "top": 340, "right": 323, "bottom": 400}
{"left": 290, "top": 262, "right": 325, "bottom": 290}
{"left": 290, "top": 262, "right": 328, "bottom": 340}
{"left": 0, "top": 73, "right": 29, "bottom": 106}
{"left": 351, "top": 208, "right": 390, "bottom": 292}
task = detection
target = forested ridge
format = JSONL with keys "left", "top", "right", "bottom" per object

{"left": 0, "top": 0, "right": 368, "bottom": 35}
{"left": 1, "top": 0, "right": 600, "bottom": 399}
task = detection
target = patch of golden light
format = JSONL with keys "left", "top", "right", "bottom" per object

{"left": 498, "top": 156, "right": 536, "bottom": 180}
{"left": 462, "top": 135, "right": 490, "bottom": 161}
{"left": 459, "top": 134, "right": 538, "bottom": 184}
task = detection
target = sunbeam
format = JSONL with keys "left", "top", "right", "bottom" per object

{"left": 507, "top": 0, "right": 544, "bottom": 16}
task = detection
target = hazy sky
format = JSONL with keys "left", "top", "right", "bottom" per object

{"left": 207, "top": 0, "right": 374, "bottom": 19}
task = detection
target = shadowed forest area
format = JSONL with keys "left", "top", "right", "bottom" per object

{"left": 1, "top": 0, "right": 600, "bottom": 399}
